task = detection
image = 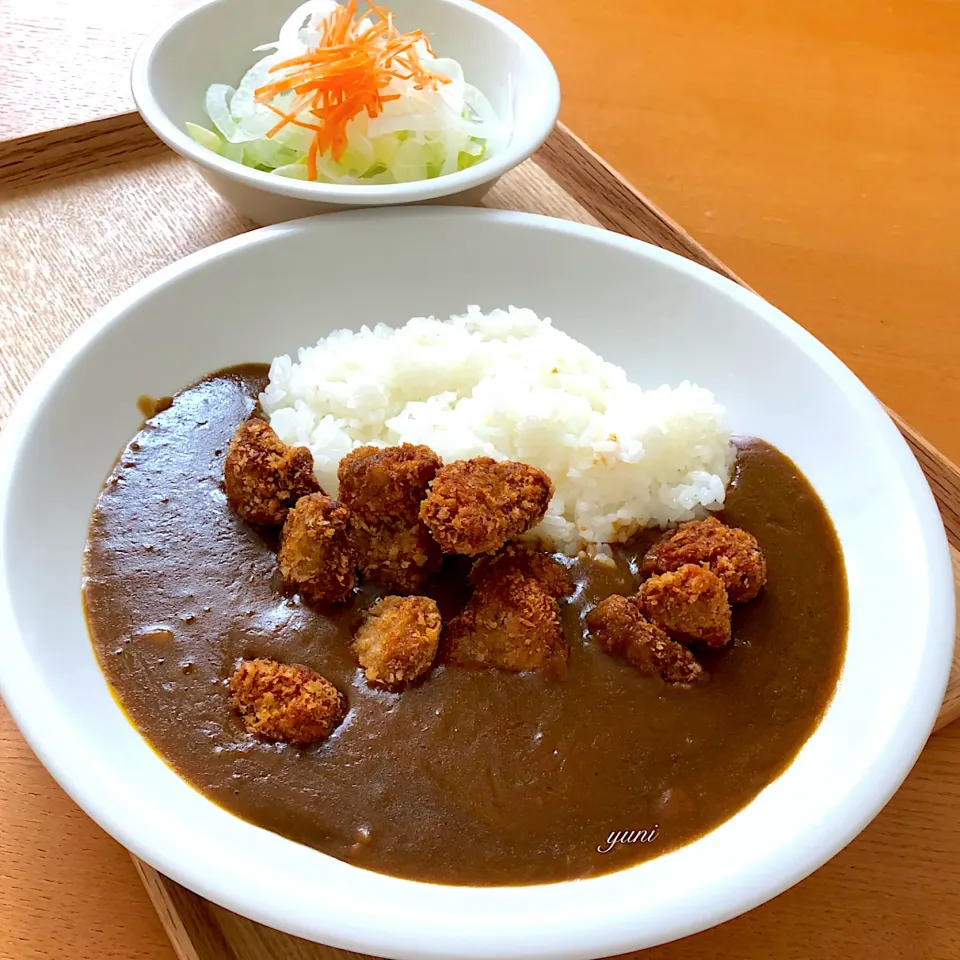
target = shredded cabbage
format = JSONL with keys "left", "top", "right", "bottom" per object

{"left": 189, "top": 0, "right": 508, "bottom": 184}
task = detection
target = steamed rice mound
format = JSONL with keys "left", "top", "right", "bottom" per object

{"left": 261, "top": 307, "right": 735, "bottom": 555}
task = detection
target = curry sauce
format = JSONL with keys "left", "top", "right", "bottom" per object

{"left": 82, "top": 366, "right": 847, "bottom": 885}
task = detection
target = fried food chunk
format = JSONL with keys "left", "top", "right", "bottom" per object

{"left": 278, "top": 494, "right": 357, "bottom": 604}
{"left": 446, "top": 578, "right": 566, "bottom": 672}
{"left": 642, "top": 516, "right": 766, "bottom": 603}
{"left": 445, "top": 550, "right": 569, "bottom": 673}
{"left": 585, "top": 594, "right": 703, "bottom": 685}
{"left": 470, "top": 544, "right": 573, "bottom": 599}
{"left": 339, "top": 443, "right": 442, "bottom": 516}
{"left": 420, "top": 457, "right": 554, "bottom": 556}
{"left": 224, "top": 418, "right": 321, "bottom": 525}
{"left": 353, "top": 595, "right": 441, "bottom": 689}
{"left": 348, "top": 517, "right": 440, "bottom": 593}
{"left": 338, "top": 444, "right": 442, "bottom": 592}
{"left": 230, "top": 658, "right": 346, "bottom": 744}
{"left": 638, "top": 564, "right": 731, "bottom": 648}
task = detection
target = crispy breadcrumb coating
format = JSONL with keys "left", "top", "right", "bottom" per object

{"left": 585, "top": 594, "right": 703, "bottom": 685}
{"left": 353, "top": 595, "right": 441, "bottom": 689}
{"left": 642, "top": 516, "right": 766, "bottom": 603}
{"left": 420, "top": 457, "right": 553, "bottom": 556}
{"left": 469, "top": 544, "right": 573, "bottom": 599}
{"left": 224, "top": 418, "right": 320, "bottom": 525}
{"left": 445, "top": 548, "right": 570, "bottom": 673}
{"left": 638, "top": 564, "right": 731, "bottom": 648}
{"left": 278, "top": 493, "right": 357, "bottom": 604}
{"left": 338, "top": 444, "right": 442, "bottom": 591}
{"left": 338, "top": 443, "right": 441, "bottom": 516}
{"left": 230, "top": 658, "right": 346, "bottom": 743}
{"left": 348, "top": 516, "right": 441, "bottom": 593}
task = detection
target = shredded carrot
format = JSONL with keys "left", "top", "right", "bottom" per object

{"left": 254, "top": 0, "right": 449, "bottom": 179}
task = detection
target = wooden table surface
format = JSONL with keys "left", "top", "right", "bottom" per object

{"left": 2, "top": 1, "right": 960, "bottom": 958}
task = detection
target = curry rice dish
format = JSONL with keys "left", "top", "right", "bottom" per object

{"left": 83, "top": 365, "right": 847, "bottom": 885}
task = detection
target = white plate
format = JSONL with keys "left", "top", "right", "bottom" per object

{"left": 0, "top": 208, "right": 953, "bottom": 960}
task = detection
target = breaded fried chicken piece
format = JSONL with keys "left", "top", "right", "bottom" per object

{"left": 339, "top": 443, "right": 441, "bottom": 515}
{"left": 642, "top": 516, "right": 766, "bottom": 603}
{"left": 420, "top": 457, "right": 554, "bottom": 556}
{"left": 224, "top": 418, "right": 320, "bottom": 525}
{"left": 349, "top": 517, "right": 440, "bottom": 594}
{"left": 230, "top": 658, "right": 346, "bottom": 744}
{"left": 278, "top": 494, "right": 357, "bottom": 604}
{"left": 585, "top": 594, "right": 703, "bottom": 685}
{"left": 470, "top": 544, "right": 573, "bottom": 599}
{"left": 638, "top": 564, "right": 731, "bottom": 648}
{"left": 445, "top": 577, "right": 567, "bottom": 673}
{"left": 445, "top": 548, "right": 570, "bottom": 673}
{"left": 338, "top": 444, "right": 442, "bottom": 592}
{"left": 353, "top": 595, "right": 441, "bottom": 689}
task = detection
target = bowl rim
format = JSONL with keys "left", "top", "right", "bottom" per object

{"left": 130, "top": 0, "right": 561, "bottom": 204}
{"left": 0, "top": 208, "right": 954, "bottom": 959}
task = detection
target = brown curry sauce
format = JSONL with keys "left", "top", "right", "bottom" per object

{"left": 82, "top": 366, "right": 847, "bottom": 885}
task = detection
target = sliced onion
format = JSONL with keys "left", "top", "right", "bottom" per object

{"left": 368, "top": 103, "right": 490, "bottom": 139}
{"left": 391, "top": 138, "right": 430, "bottom": 182}
{"left": 185, "top": 121, "right": 222, "bottom": 154}
{"left": 368, "top": 113, "right": 446, "bottom": 137}
{"left": 205, "top": 85, "right": 248, "bottom": 142}
{"left": 430, "top": 57, "right": 466, "bottom": 117}
{"left": 242, "top": 138, "right": 301, "bottom": 169}
{"left": 220, "top": 140, "right": 244, "bottom": 163}
{"left": 272, "top": 163, "right": 309, "bottom": 179}
{"left": 463, "top": 83, "right": 500, "bottom": 129}
{"left": 229, "top": 56, "right": 285, "bottom": 135}
{"left": 271, "top": 119, "right": 314, "bottom": 154}
{"left": 441, "top": 128, "right": 469, "bottom": 176}
{"left": 464, "top": 82, "right": 509, "bottom": 152}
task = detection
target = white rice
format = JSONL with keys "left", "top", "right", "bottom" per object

{"left": 260, "top": 306, "right": 735, "bottom": 556}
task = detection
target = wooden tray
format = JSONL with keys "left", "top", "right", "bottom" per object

{"left": 2, "top": 119, "right": 960, "bottom": 960}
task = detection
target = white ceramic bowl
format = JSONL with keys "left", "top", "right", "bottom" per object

{"left": 132, "top": 0, "right": 560, "bottom": 224}
{"left": 0, "top": 209, "right": 954, "bottom": 959}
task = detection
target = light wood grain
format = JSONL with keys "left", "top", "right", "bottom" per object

{"left": 0, "top": 0, "right": 193, "bottom": 142}
{"left": 133, "top": 861, "right": 206, "bottom": 960}
{"left": 0, "top": 113, "right": 165, "bottom": 189}
{"left": 0, "top": 702, "right": 174, "bottom": 960}
{"left": 948, "top": 548, "right": 960, "bottom": 729}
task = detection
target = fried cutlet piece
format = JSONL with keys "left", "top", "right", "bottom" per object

{"left": 339, "top": 443, "right": 442, "bottom": 516}
{"left": 353, "top": 595, "right": 441, "bottom": 689}
{"left": 469, "top": 544, "right": 573, "bottom": 599}
{"left": 419, "top": 457, "right": 554, "bottom": 556}
{"left": 229, "top": 658, "right": 346, "bottom": 744}
{"left": 445, "top": 549, "right": 569, "bottom": 673}
{"left": 338, "top": 444, "right": 442, "bottom": 592}
{"left": 642, "top": 516, "right": 766, "bottom": 603}
{"left": 224, "top": 418, "right": 321, "bottom": 525}
{"left": 278, "top": 493, "right": 357, "bottom": 604}
{"left": 445, "top": 577, "right": 567, "bottom": 673}
{"left": 585, "top": 594, "right": 703, "bottom": 685}
{"left": 638, "top": 564, "right": 731, "bottom": 648}
{"left": 348, "top": 517, "right": 441, "bottom": 593}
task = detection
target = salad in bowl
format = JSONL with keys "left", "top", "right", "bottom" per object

{"left": 186, "top": 0, "right": 508, "bottom": 184}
